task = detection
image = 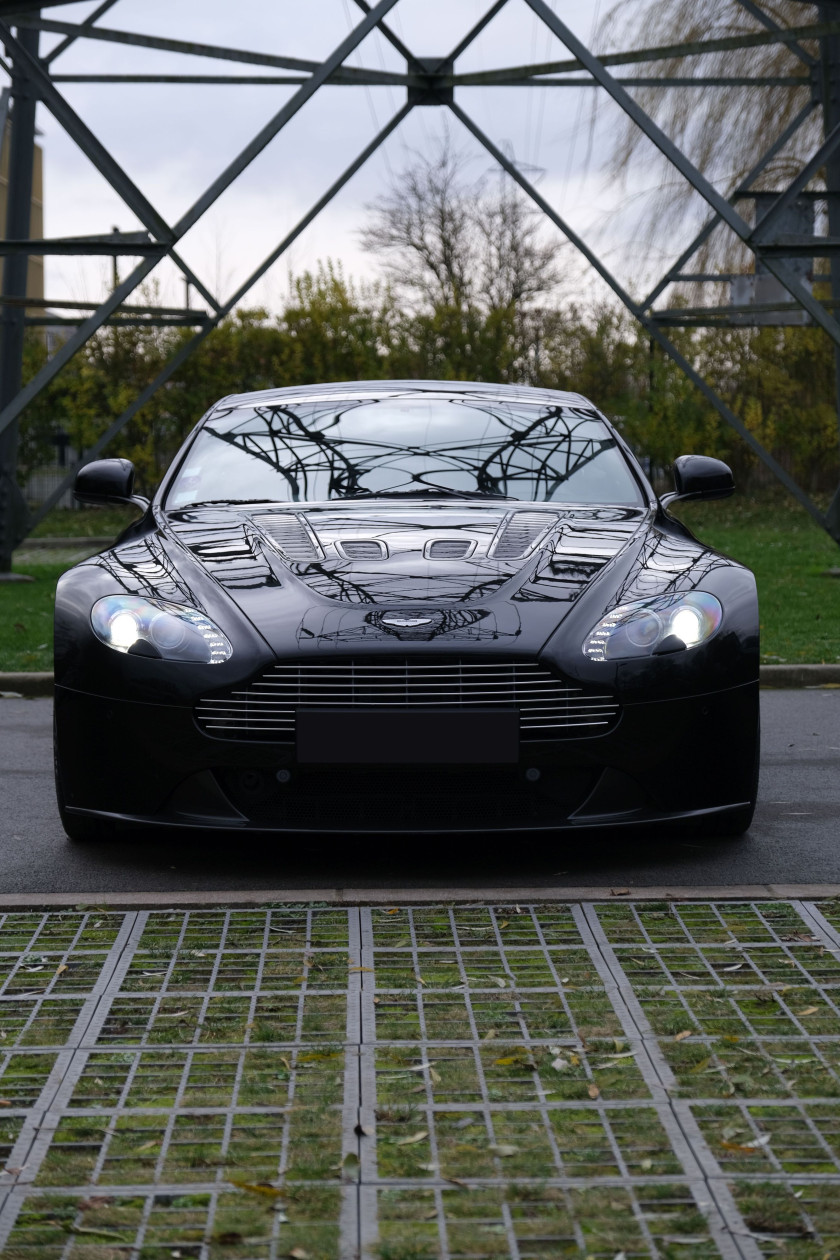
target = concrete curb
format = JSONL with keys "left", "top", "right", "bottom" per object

{"left": 3, "top": 665, "right": 840, "bottom": 697}
{"left": 0, "top": 672, "right": 54, "bottom": 696}
{"left": 0, "top": 884, "right": 838, "bottom": 909}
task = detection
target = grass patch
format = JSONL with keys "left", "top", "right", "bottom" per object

{"left": 29, "top": 505, "right": 139, "bottom": 539}
{"left": 0, "top": 562, "right": 64, "bottom": 672}
{"left": 676, "top": 490, "right": 840, "bottom": 664}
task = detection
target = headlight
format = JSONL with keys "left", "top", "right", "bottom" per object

{"left": 91, "top": 595, "right": 232, "bottom": 663}
{"left": 583, "top": 591, "right": 722, "bottom": 661}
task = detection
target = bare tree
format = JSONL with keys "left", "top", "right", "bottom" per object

{"left": 360, "top": 134, "right": 562, "bottom": 316}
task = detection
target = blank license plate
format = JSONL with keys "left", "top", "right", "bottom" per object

{"left": 296, "top": 708, "right": 519, "bottom": 765}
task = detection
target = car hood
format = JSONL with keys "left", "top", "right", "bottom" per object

{"left": 152, "top": 501, "right": 648, "bottom": 653}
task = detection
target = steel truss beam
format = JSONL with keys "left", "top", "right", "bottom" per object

{"left": 0, "top": 0, "right": 838, "bottom": 555}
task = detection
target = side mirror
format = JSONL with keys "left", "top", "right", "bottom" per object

{"left": 74, "top": 458, "right": 150, "bottom": 509}
{"left": 661, "top": 455, "right": 734, "bottom": 506}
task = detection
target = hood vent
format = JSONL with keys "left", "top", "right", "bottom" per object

{"left": 189, "top": 537, "right": 253, "bottom": 563}
{"left": 253, "top": 513, "right": 323, "bottom": 561}
{"left": 491, "top": 511, "right": 556, "bottom": 560}
{"left": 336, "top": 540, "right": 387, "bottom": 561}
{"left": 426, "top": 539, "right": 473, "bottom": 559}
{"left": 555, "top": 524, "right": 635, "bottom": 564}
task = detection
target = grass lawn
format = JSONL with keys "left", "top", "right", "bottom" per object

{"left": 2, "top": 496, "right": 840, "bottom": 671}
{"left": 676, "top": 491, "right": 840, "bottom": 665}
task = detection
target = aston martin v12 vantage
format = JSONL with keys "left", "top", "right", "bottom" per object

{"left": 54, "top": 380, "right": 758, "bottom": 839}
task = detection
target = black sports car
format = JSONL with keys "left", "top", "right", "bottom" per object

{"left": 54, "top": 380, "right": 759, "bottom": 840}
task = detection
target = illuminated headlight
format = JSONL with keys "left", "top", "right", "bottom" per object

{"left": 91, "top": 595, "right": 232, "bottom": 663}
{"left": 583, "top": 592, "right": 723, "bottom": 661}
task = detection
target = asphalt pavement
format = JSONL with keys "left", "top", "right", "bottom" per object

{"left": 0, "top": 690, "right": 837, "bottom": 899}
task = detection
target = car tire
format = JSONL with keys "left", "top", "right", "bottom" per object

{"left": 54, "top": 713, "right": 109, "bottom": 843}
{"left": 702, "top": 713, "right": 760, "bottom": 839}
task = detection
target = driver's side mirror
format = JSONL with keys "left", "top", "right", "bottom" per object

{"left": 661, "top": 455, "right": 734, "bottom": 506}
{"left": 74, "top": 458, "right": 150, "bottom": 509}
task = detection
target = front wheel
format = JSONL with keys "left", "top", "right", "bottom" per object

{"left": 54, "top": 713, "right": 110, "bottom": 842}
{"left": 702, "top": 713, "right": 760, "bottom": 839}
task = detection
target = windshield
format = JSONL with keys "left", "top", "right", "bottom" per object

{"left": 166, "top": 396, "right": 644, "bottom": 508}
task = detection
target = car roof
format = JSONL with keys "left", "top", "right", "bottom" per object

{"left": 210, "top": 380, "right": 596, "bottom": 410}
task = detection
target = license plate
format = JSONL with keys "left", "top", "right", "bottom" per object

{"left": 296, "top": 708, "right": 519, "bottom": 765}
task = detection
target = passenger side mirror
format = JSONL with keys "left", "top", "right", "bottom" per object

{"left": 74, "top": 458, "right": 150, "bottom": 509}
{"left": 662, "top": 455, "right": 734, "bottom": 506}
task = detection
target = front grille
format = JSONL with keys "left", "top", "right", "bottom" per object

{"left": 195, "top": 659, "right": 620, "bottom": 743}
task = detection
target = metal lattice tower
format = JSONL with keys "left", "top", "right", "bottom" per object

{"left": 2, "top": 0, "right": 840, "bottom": 571}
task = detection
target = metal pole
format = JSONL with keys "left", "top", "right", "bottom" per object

{"left": 820, "top": 4, "right": 840, "bottom": 536}
{"left": 0, "top": 18, "right": 38, "bottom": 574}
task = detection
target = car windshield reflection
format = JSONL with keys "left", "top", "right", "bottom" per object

{"left": 166, "top": 396, "right": 644, "bottom": 507}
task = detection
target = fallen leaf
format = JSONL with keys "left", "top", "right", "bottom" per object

{"left": 610, "top": 888, "right": 630, "bottom": 896}
{"left": 797, "top": 1006, "right": 819, "bottom": 1016}
{"left": 348, "top": 966, "right": 374, "bottom": 973}
{"left": 674, "top": 1030, "right": 692, "bottom": 1042}
{"left": 55, "top": 964, "right": 68, "bottom": 977}
{"left": 482, "top": 1029, "right": 497, "bottom": 1040}
{"left": 489, "top": 1144, "right": 518, "bottom": 1157}
{"left": 588, "top": 1083, "right": 600, "bottom": 1099}
{"left": 489, "top": 976, "right": 507, "bottom": 989}
{"left": 229, "top": 1180, "right": 285, "bottom": 1198}
{"left": 416, "top": 1162, "right": 437, "bottom": 1172}
{"left": 384, "top": 908, "right": 400, "bottom": 915}
{"left": 136, "top": 1140, "right": 158, "bottom": 1152}
{"left": 288, "top": 1249, "right": 310, "bottom": 1259}
{"left": 551, "top": 1056, "right": 569, "bottom": 1071}
{"left": 0, "top": 1100, "right": 11, "bottom": 1108}
{"left": 640, "top": 1158, "right": 652, "bottom": 1171}
{"left": 494, "top": 1054, "right": 536, "bottom": 1068}
{"left": 429, "top": 1068, "right": 442, "bottom": 1085}
{"left": 395, "top": 1131, "right": 428, "bottom": 1146}
{"left": 690, "top": 1057, "right": 712, "bottom": 1074}
{"left": 722, "top": 963, "right": 743, "bottom": 972}
{"left": 498, "top": 920, "right": 509, "bottom": 929}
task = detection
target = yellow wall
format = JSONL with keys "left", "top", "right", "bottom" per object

{"left": 0, "top": 117, "right": 44, "bottom": 304}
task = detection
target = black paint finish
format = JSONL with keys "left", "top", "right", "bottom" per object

{"left": 54, "top": 380, "right": 759, "bottom": 839}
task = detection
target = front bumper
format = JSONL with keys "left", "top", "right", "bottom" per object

{"left": 55, "top": 678, "right": 758, "bottom": 834}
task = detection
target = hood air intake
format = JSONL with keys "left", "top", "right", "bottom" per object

{"left": 492, "top": 511, "right": 556, "bottom": 559}
{"left": 253, "top": 513, "right": 322, "bottom": 561}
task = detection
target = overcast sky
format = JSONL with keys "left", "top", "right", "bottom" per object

{"left": 3, "top": 0, "right": 753, "bottom": 316}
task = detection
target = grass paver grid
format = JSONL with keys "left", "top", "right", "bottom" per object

{"left": 2, "top": 903, "right": 840, "bottom": 1258}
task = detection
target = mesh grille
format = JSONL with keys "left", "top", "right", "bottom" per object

{"left": 253, "top": 513, "right": 322, "bottom": 560}
{"left": 426, "top": 539, "right": 472, "bottom": 559}
{"left": 492, "top": 511, "right": 556, "bottom": 559}
{"left": 195, "top": 659, "right": 620, "bottom": 743}
{"left": 338, "top": 540, "right": 386, "bottom": 560}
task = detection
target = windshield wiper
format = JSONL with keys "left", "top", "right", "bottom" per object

{"left": 345, "top": 488, "right": 516, "bottom": 501}
{"left": 169, "top": 498, "right": 275, "bottom": 509}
